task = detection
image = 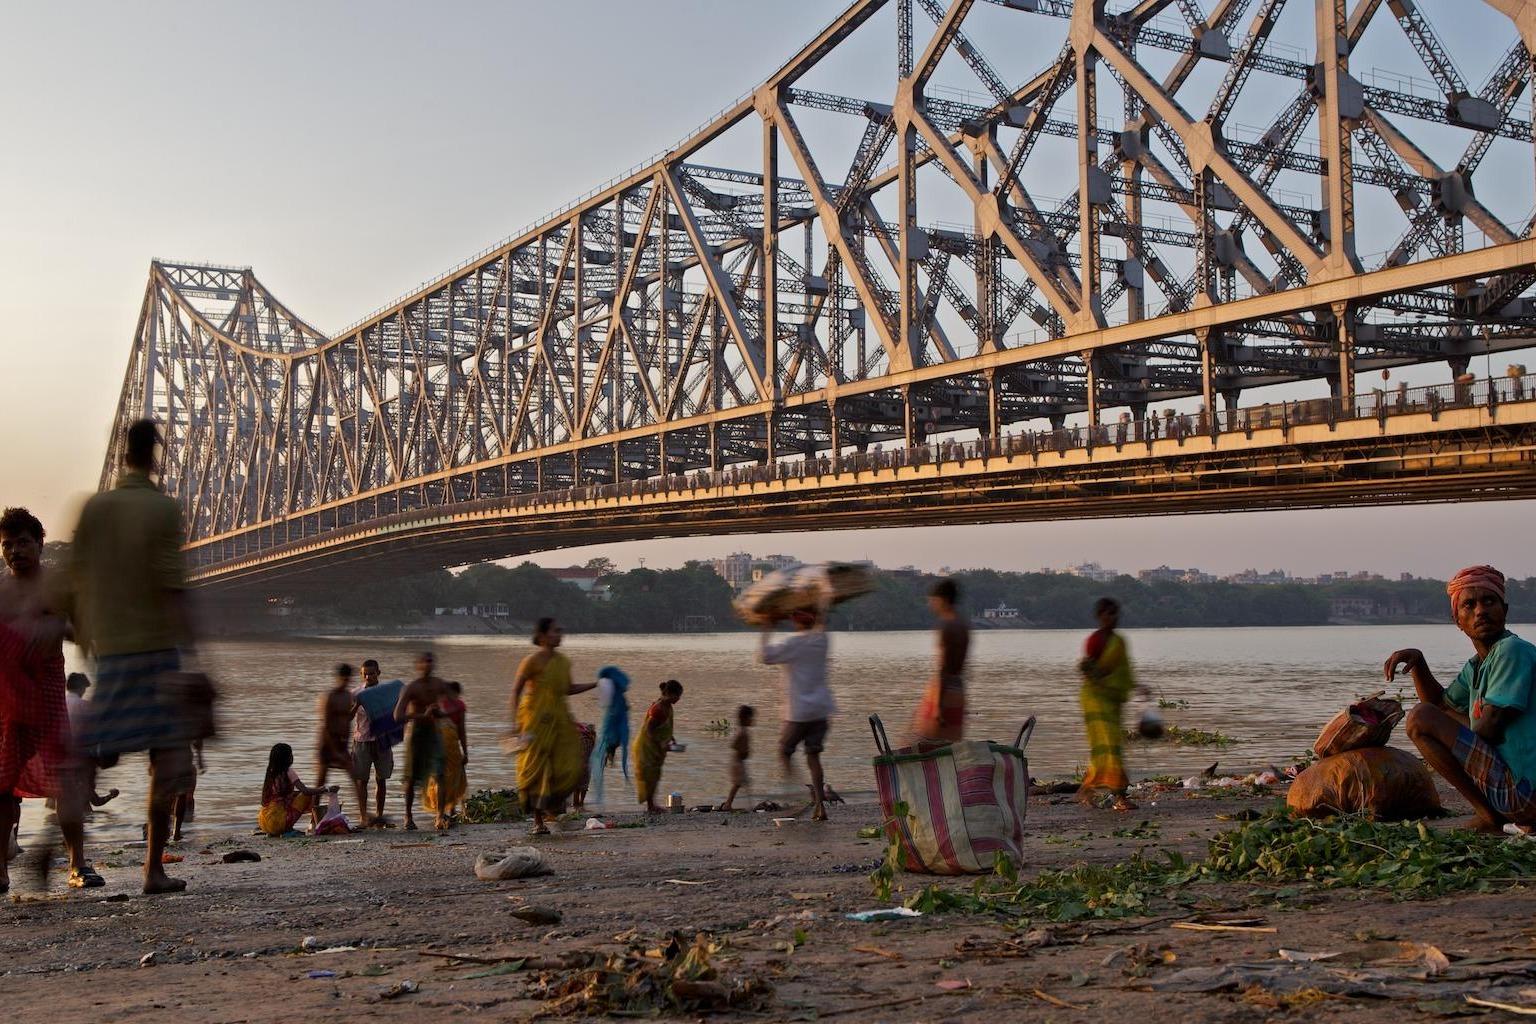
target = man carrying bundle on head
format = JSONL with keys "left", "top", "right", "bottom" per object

{"left": 1387, "top": 565, "right": 1536, "bottom": 832}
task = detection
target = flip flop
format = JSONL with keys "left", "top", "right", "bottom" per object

{"left": 68, "top": 866, "right": 106, "bottom": 889}
{"left": 403, "top": 821, "right": 418, "bottom": 831}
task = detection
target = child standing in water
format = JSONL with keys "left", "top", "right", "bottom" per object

{"left": 634, "top": 680, "right": 684, "bottom": 814}
{"left": 718, "top": 705, "right": 755, "bottom": 811}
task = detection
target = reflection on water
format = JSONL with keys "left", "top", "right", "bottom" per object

{"left": 24, "top": 623, "right": 1505, "bottom": 840}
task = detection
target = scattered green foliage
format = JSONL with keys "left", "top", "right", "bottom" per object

{"left": 701, "top": 719, "right": 732, "bottom": 735}
{"left": 462, "top": 788, "right": 523, "bottom": 824}
{"left": 1112, "top": 819, "right": 1161, "bottom": 839}
{"left": 1127, "top": 724, "right": 1239, "bottom": 747}
{"left": 1157, "top": 697, "right": 1191, "bottom": 710}
{"left": 907, "top": 851, "right": 1194, "bottom": 922}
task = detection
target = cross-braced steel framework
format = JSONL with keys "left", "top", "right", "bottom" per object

{"left": 105, "top": 0, "right": 1536, "bottom": 588}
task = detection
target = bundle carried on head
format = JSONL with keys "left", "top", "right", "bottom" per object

{"left": 733, "top": 562, "right": 875, "bottom": 626}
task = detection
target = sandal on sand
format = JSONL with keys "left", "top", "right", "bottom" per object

{"left": 403, "top": 821, "right": 418, "bottom": 831}
{"left": 68, "top": 865, "right": 106, "bottom": 889}
{"left": 531, "top": 825, "right": 551, "bottom": 836}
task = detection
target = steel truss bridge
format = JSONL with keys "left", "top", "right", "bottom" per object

{"left": 104, "top": 0, "right": 1536, "bottom": 591}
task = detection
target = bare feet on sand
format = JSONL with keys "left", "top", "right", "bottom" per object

{"left": 143, "top": 872, "right": 187, "bottom": 895}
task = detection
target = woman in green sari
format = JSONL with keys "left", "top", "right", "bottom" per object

{"left": 1077, "top": 597, "right": 1149, "bottom": 811}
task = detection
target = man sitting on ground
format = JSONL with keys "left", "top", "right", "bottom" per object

{"left": 1387, "top": 565, "right": 1536, "bottom": 832}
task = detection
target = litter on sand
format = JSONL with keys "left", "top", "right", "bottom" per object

{"left": 307, "top": 970, "right": 336, "bottom": 979}
{"left": 380, "top": 980, "right": 419, "bottom": 1000}
{"left": 846, "top": 908, "right": 923, "bottom": 922}
{"left": 475, "top": 847, "right": 553, "bottom": 881}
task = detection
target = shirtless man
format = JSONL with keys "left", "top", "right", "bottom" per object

{"left": 393, "top": 652, "right": 446, "bottom": 831}
{"left": 0, "top": 507, "right": 99, "bottom": 890}
{"left": 910, "top": 577, "right": 971, "bottom": 745}
{"left": 315, "top": 663, "right": 355, "bottom": 789}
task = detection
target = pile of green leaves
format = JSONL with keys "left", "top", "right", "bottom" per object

{"left": 462, "top": 788, "right": 524, "bottom": 824}
{"left": 1198, "top": 813, "right": 1536, "bottom": 896}
{"left": 875, "top": 811, "right": 1536, "bottom": 920}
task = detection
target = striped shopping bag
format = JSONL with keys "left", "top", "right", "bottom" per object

{"left": 869, "top": 715, "right": 1034, "bottom": 875}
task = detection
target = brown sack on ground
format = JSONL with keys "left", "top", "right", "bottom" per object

{"left": 1313, "top": 692, "right": 1404, "bottom": 758}
{"left": 1287, "top": 746, "right": 1442, "bottom": 820}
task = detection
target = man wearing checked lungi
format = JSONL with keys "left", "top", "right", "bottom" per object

{"left": 67, "top": 419, "right": 199, "bottom": 894}
{"left": 1387, "top": 565, "right": 1536, "bottom": 834}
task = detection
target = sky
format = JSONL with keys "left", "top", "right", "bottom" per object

{"left": 2, "top": 1, "right": 1533, "bottom": 581}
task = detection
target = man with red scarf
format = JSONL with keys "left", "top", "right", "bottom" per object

{"left": 1387, "top": 565, "right": 1536, "bottom": 832}
{"left": 0, "top": 507, "right": 100, "bottom": 891}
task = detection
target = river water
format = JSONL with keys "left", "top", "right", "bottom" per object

{"left": 23, "top": 623, "right": 1508, "bottom": 840}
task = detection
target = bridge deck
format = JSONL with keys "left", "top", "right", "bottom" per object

{"left": 191, "top": 377, "right": 1536, "bottom": 590}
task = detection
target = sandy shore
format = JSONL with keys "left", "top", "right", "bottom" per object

{"left": 4, "top": 780, "right": 1533, "bottom": 1022}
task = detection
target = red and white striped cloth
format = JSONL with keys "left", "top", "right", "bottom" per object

{"left": 874, "top": 738, "right": 1029, "bottom": 875}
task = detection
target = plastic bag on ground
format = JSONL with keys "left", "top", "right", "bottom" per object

{"left": 1287, "top": 746, "right": 1442, "bottom": 820}
{"left": 1313, "top": 693, "right": 1405, "bottom": 758}
{"left": 474, "top": 847, "right": 553, "bottom": 880}
{"left": 734, "top": 562, "right": 874, "bottom": 626}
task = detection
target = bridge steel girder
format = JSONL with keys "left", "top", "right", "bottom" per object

{"left": 101, "top": 0, "right": 1536, "bottom": 589}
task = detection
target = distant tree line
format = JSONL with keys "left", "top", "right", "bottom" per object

{"left": 242, "top": 555, "right": 1536, "bottom": 634}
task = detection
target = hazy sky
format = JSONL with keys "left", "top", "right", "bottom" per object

{"left": 3, "top": 1, "right": 1532, "bottom": 580}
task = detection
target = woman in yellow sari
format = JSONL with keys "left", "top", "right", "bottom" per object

{"left": 1077, "top": 598, "right": 1149, "bottom": 811}
{"left": 512, "top": 618, "right": 596, "bottom": 835}
{"left": 633, "top": 680, "right": 684, "bottom": 813}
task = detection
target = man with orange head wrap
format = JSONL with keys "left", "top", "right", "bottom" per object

{"left": 1385, "top": 566, "right": 1536, "bottom": 832}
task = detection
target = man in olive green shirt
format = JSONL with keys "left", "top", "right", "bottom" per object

{"left": 69, "top": 420, "right": 196, "bottom": 894}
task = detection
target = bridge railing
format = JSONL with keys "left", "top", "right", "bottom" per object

{"left": 187, "top": 369, "right": 1536, "bottom": 573}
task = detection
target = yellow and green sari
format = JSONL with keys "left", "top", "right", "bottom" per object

{"left": 515, "top": 652, "right": 584, "bottom": 814}
{"left": 1080, "top": 629, "right": 1136, "bottom": 795}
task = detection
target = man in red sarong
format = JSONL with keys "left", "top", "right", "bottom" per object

{"left": 0, "top": 507, "right": 99, "bottom": 892}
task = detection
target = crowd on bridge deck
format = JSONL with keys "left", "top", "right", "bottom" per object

{"left": 5, "top": 414, "right": 1536, "bottom": 896}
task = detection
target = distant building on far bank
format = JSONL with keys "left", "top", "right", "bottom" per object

{"left": 1064, "top": 562, "right": 1119, "bottom": 582}
{"left": 982, "top": 602, "right": 1021, "bottom": 621}
{"left": 712, "top": 551, "right": 798, "bottom": 592}
{"left": 550, "top": 566, "right": 613, "bottom": 601}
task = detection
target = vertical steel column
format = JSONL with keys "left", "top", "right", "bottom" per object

{"left": 985, "top": 371, "right": 999, "bottom": 441}
{"left": 1077, "top": 46, "right": 1102, "bottom": 324}
{"left": 1198, "top": 328, "right": 1218, "bottom": 431}
{"left": 897, "top": 110, "right": 921, "bottom": 371}
{"left": 1317, "top": 0, "right": 1361, "bottom": 275}
{"left": 903, "top": 385, "right": 916, "bottom": 447}
{"left": 762, "top": 112, "right": 780, "bottom": 405}
{"left": 572, "top": 212, "right": 586, "bottom": 438}
{"left": 1333, "top": 300, "right": 1357, "bottom": 404}
{"left": 972, "top": 134, "right": 997, "bottom": 350}
{"left": 829, "top": 400, "right": 842, "bottom": 470}
{"left": 1085, "top": 353, "right": 1100, "bottom": 426}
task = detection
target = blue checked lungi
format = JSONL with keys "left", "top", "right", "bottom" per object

{"left": 78, "top": 648, "right": 183, "bottom": 756}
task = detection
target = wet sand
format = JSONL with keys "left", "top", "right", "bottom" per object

{"left": 4, "top": 778, "right": 1533, "bottom": 1022}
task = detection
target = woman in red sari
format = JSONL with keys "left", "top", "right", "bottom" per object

{"left": 0, "top": 507, "right": 99, "bottom": 891}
